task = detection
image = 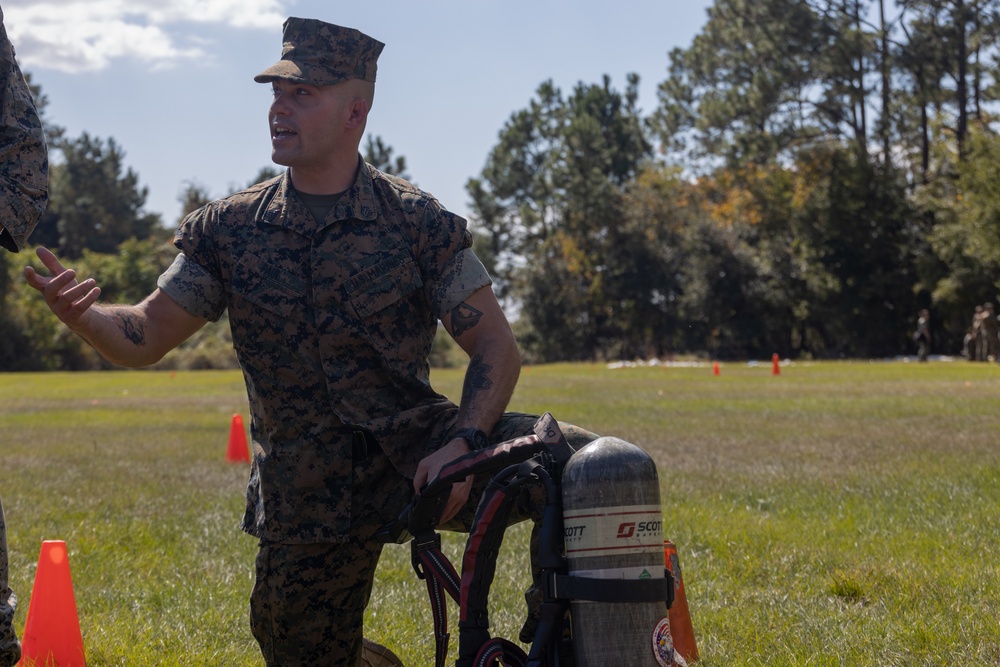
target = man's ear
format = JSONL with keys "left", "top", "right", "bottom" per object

{"left": 345, "top": 98, "right": 369, "bottom": 131}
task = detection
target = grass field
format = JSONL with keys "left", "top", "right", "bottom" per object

{"left": 3, "top": 360, "right": 1000, "bottom": 666}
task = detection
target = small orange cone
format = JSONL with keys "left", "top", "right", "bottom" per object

{"left": 712, "top": 362, "right": 720, "bottom": 376}
{"left": 226, "top": 414, "right": 250, "bottom": 463}
{"left": 771, "top": 353, "right": 781, "bottom": 376}
{"left": 19, "top": 540, "right": 86, "bottom": 667}
{"left": 664, "top": 540, "right": 699, "bottom": 663}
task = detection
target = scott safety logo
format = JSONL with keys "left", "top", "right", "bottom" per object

{"left": 617, "top": 520, "right": 662, "bottom": 539}
{"left": 563, "top": 505, "right": 664, "bottom": 554}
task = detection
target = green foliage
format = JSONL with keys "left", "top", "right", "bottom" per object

{"left": 364, "top": 135, "right": 410, "bottom": 180}
{"left": 651, "top": 0, "right": 835, "bottom": 166}
{"left": 468, "top": 75, "right": 653, "bottom": 361}
{"left": 34, "top": 133, "right": 163, "bottom": 257}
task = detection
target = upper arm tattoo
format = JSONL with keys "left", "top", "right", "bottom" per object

{"left": 114, "top": 312, "right": 146, "bottom": 346}
{"left": 450, "top": 302, "right": 483, "bottom": 337}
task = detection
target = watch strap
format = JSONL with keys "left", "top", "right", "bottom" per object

{"left": 452, "top": 427, "right": 489, "bottom": 450}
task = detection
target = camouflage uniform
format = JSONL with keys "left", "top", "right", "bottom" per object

{"left": 0, "top": 6, "right": 48, "bottom": 253}
{"left": 159, "top": 164, "right": 597, "bottom": 665}
{"left": 0, "top": 7, "right": 48, "bottom": 664}
{"left": 0, "top": 499, "right": 18, "bottom": 667}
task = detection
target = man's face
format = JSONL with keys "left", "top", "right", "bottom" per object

{"left": 268, "top": 79, "right": 352, "bottom": 174}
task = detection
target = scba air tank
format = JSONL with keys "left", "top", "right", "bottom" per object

{"left": 561, "top": 437, "right": 681, "bottom": 667}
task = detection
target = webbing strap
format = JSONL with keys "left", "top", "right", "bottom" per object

{"left": 550, "top": 570, "right": 675, "bottom": 606}
{"left": 411, "top": 534, "right": 461, "bottom": 667}
{"left": 457, "top": 459, "right": 553, "bottom": 667}
{"left": 459, "top": 463, "right": 532, "bottom": 626}
{"left": 474, "top": 637, "right": 528, "bottom": 667}
{"left": 376, "top": 430, "right": 548, "bottom": 545}
{"left": 428, "top": 434, "right": 544, "bottom": 495}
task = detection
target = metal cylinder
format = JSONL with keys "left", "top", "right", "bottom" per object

{"left": 562, "top": 436, "right": 678, "bottom": 666}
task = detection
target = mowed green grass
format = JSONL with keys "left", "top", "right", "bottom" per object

{"left": 3, "top": 360, "right": 1000, "bottom": 665}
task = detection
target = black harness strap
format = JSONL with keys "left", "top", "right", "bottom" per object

{"left": 457, "top": 462, "right": 539, "bottom": 648}
{"left": 550, "top": 571, "right": 675, "bottom": 606}
{"left": 374, "top": 413, "right": 576, "bottom": 667}
{"left": 474, "top": 637, "right": 528, "bottom": 667}
{"left": 410, "top": 532, "right": 462, "bottom": 667}
{"left": 395, "top": 430, "right": 551, "bottom": 667}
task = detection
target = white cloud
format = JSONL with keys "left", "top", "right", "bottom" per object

{"left": 4, "top": 0, "right": 288, "bottom": 72}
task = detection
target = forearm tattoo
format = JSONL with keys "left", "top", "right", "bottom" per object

{"left": 114, "top": 312, "right": 146, "bottom": 346}
{"left": 461, "top": 353, "right": 494, "bottom": 408}
{"left": 450, "top": 302, "right": 483, "bottom": 337}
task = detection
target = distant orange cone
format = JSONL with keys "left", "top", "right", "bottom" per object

{"left": 19, "top": 540, "right": 86, "bottom": 667}
{"left": 712, "top": 362, "right": 720, "bottom": 376}
{"left": 771, "top": 353, "right": 781, "bottom": 376}
{"left": 226, "top": 414, "right": 250, "bottom": 463}
{"left": 664, "top": 540, "right": 699, "bottom": 663}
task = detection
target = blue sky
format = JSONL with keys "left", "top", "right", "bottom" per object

{"left": 8, "top": 0, "right": 713, "bottom": 227}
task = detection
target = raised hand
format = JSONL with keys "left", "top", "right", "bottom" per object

{"left": 23, "top": 246, "right": 102, "bottom": 329}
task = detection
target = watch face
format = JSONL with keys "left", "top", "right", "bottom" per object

{"left": 457, "top": 428, "right": 488, "bottom": 450}
{"left": 471, "top": 431, "right": 488, "bottom": 450}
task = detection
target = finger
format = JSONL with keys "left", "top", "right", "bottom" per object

{"left": 24, "top": 266, "right": 59, "bottom": 293}
{"left": 23, "top": 266, "right": 44, "bottom": 289}
{"left": 58, "top": 277, "right": 97, "bottom": 303}
{"left": 440, "top": 477, "right": 472, "bottom": 524}
{"left": 66, "top": 285, "right": 101, "bottom": 316}
{"left": 35, "top": 246, "right": 67, "bottom": 275}
{"left": 413, "top": 467, "right": 428, "bottom": 493}
{"left": 43, "top": 268, "right": 79, "bottom": 296}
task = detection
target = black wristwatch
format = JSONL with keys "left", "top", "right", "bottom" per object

{"left": 452, "top": 427, "right": 489, "bottom": 451}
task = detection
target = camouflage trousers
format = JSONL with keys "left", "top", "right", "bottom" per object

{"left": 248, "top": 412, "right": 598, "bottom": 667}
{"left": 0, "top": 498, "right": 20, "bottom": 667}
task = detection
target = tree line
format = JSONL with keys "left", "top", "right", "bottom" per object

{"left": 3, "top": 0, "right": 999, "bottom": 370}
{"left": 470, "top": 0, "right": 1000, "bottom": 362}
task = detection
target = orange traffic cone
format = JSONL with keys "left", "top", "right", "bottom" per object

{"left": 19, "top": 540, "right": 86, "bottom": 667}
{"left": 664, "top": 540, "right": 699, "bottom": 663}
{"left": 226, "top": 414, "right": 250, "bottom": 463}
{"left": 712, "top": 362, "right": 720, "bottom": 376}
{"left": 771, "top": 353, "right": 781, "bottom": 376}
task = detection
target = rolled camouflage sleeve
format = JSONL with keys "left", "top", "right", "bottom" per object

{"left": 157, "top": 203, "right": 229, "bottom": 321}
{"left": 0, "top": 11, "right": 49, "bottom": 253}
{"left": 157, "top": 253, "right": 227, "bottom": 322}
{"left": 419, "top": 203, "right": 492, "bottom": 317}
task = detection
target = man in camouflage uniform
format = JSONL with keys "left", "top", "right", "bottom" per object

{"left": 26, "top": 17, "right": 596, "bottom": 666}
{"left": 1, "top": 5, "right": 49, "bottom": 665}
{"left": 0, "top": 503, "right": 17, "bottom": 667}
{"left": 0, "top": 5, "right": 47, "bottom": 254}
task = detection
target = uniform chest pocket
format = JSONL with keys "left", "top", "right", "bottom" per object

{"left": 231, "top": 252, "right": 306, "bottom": 319}
{"left": 345, "top": 256, "right": 423, "bottom": 320}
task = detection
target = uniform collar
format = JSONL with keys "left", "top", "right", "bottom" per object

{"left": 258, "top": 156, "right": 379, "bottom": 236}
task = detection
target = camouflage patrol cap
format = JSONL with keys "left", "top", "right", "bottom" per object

{"left": 254, "top": 17, "right": 384, "bottom": 86}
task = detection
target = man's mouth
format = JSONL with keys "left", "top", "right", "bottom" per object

{"left": 272, "top": 125, "right": 297, "bottom": 141}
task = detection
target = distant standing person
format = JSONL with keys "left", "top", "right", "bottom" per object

{"left": 982, "top": 303, "right": 999, "bottom": 362}
{"left": 914, "top": 309, "right": 930, "bottom": 362}
{"left": 970, "top": 305, "right": 984, "bottom": 361}
{"left": 0, "top": 3, "right": 50, "bottom": 665}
